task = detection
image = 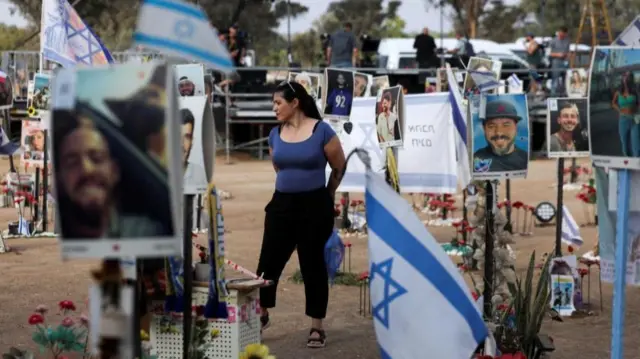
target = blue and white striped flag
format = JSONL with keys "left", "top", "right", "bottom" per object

{"left": 561, "top": 205, "right": 583, "bottom": 247}
{"left": 468, "top": 70, "right": 500, "bottom": 92}
{"left": 507, "top": 74, "right": 523, "bottom": 93}
{"left": 446, "top": 64, "right": 471, "bottom": 187}
{"left": 363, "top": 152, "right": 487, "bottom": 358}
{"left": 18, "top": 216, "right": 31, "bottom": 237}
{"left": 0, "top": 127, "right": 19, "bottom": 155}
{"left": 134, "top": 0, "right": 234, "bottom": 73}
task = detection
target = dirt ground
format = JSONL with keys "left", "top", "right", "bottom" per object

{"left": 0, "top": 155, "right": 637, "bottom": 359}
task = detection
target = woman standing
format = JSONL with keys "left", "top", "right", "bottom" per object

{"left": 257, "top": 81, "right": 345, "bottom": 348}
{"left": 612, "top": 72, "right": 640, "bottom": 156}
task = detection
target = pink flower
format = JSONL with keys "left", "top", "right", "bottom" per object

{"left": 61, "top": 317, "right": 74, "bottom": 327}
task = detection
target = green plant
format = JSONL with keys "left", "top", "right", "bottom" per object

{"left": 189, "top": 305, "right": 214, "bottom": 359}
{"left": 290, "top": 269, "right": 360, "bottom": 286}
{"left": 504, "top": 251, "right": 554, "bottom": 358}
{"left": 26, "top": 301, "right": 91, "bottom": 359}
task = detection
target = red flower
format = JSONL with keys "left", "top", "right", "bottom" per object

{"left": 13, "top": 198, "right": 23, "bottom": 204}
{"left": 340, "top": 198, "right": 346, "bottom": 206}
{"left": 191, "top": 232, "right": 197, "bottom": 238}
{"left": 199, "top": 251, "right": 206, "bottom": 260}
{"left": 459, "top": 264, "right": 468, "bottom": 271}
{"left": 500, "top": 353, "right": 527, "bottom": 359}
{"left": 568, "top": 245, "right": 574, "bottom": 253}
{"left": 465, "top": 226, "right": 476, "bottom": 232}
{"left": 28, "top": 313, "right": 44, "bottom": 325}
{"left": 61, "top": 317, "right": 74, "bottom": 327}
{"left": 0, "top": 180, "right": 6, "bottom": 185}
{"left": 1, "top": 187, "right": 8, "bottom": 194}
{"left": 59, "top": 300, "right": 76, "bottom": 311}
{"left": 587, "top": 187, "right": 596, "bottom": 194}
{"left": 334, "top": 208, "right": 341, "bottom": 217}
{"left": 457, "top": 230, "right": 464, "bottom": 234}
{"left": 358, "top": 200, "right": 364, "bottom": 205}
{"left": 578, "top": 268, "right": 588, "bottom": 276}
{"left": 497, "top": 202, "right": 504, "bottom": 209}
{"left": 350, "top": 200, "right": 358, "bottom": 207}
{"left": 458, "top": 240, "right": 466, "bottom": 245}
{"left": 497, "top": 303, "right": 509, "bottom": 311}
{"left": 449, "top": 206, "right": 458, "bottom": 211}
{"left": 512, "top": 201, "right": 524, "bottom": 209}
{"left": 443, "top": 194, "right": 452, "bottom": 199}
{"left": 345, "top": 241, "right": 352, "bottom": 248}
{"left": 358, "top": 271, "right": 369, "bottom": 280}
{"left": 194, "top": 305, "right": 205, "bottom": 316}
{"left": 529, "top": 205, "right": 536, "bottom": 212}
{"left": 471, "top": 291, "right": 479, "bottom": 300}
{"left": 452, "top": 221, "right": 463, "bottom": 228}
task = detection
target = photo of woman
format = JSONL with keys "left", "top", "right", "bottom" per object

{"left": 566, "top": 69, "right": 588, "bottom": 98}
{"left": 27, "top": 73, "right": 51, "bottom": 118}
{"left": 375, "top": 86, "right": 403, "bottom": 148}
{"left": 288, "top": 71, "right": 321, "bottom": 100}
{"left": 21, "top": 120, "right": 48, "bottom": 165}
{"left": 612, "top": 71, "right": 640, "bottom": 157}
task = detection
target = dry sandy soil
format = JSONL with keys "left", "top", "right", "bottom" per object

{"left": 0, "top": 155, "right": 637, "bottom": 359}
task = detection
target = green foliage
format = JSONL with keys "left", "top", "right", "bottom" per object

{"left": 504, "top": 251, "right": 554, "bottom": 358}
{"left": 0, "top": 24, "right": 38, "bottom": 51}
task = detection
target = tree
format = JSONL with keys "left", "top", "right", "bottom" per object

{"left": 0, "top": 24, "right": 38, "bottom": 51}
{"left": 423, "top": 0, "right": 492, "bottom": 38}
{"left": 477, "top": 1, "right": 526, "bottom": 43}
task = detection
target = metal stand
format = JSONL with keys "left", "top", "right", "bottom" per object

{"left": 505, "top": 179, "right": 512, "bottom": 232}
{"left": 182, "top": 195, "right": 195, "bottom": 359}
{"left": 133, "top": 261, "right": 142, "bottom": 359}
{"left": 554, "top": 158, "right": 564, "bottom": 257}
{"left": 462, "top": 190, "right": 468, "bottom": 244}
{"left": 483, "top": 180, "right": 495, "bottom": 318}
{"left": 33, "top": 169, "right": 40, "bottom": 225}
{"left": 42, "top": 131, "right": 49, "bottom": 232}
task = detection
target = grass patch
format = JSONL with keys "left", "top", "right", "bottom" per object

{"left": 290, "top": 269, "right": 361, "bottom": 286}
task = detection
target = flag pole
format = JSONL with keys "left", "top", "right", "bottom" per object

{"left": 482, "top": 180, "right": 495, "bottom": 318}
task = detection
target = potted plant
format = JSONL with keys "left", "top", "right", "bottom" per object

{"left": 194, "top": 244, "right": 210, "bottom": 282}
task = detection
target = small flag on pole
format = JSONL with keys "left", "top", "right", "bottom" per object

{"left": 0, "top": 127, "right": 19, "bottom": 155}
{"left": 134, "top": 0, "right": 234, "bottom": 73}
{"left": 359, "top": 149, "right": 488, "bottom": 359}
{"left": 561, "top": 205, "right": 583, "bottom": 247}
{"left": 446, "top": 64, "right": 471, "bottom": 187}
{"left": 468, "top": 70, "right": 500, "bottom": 92}
{"left": 507, "top": 74, "right": 523, "bottom": 93}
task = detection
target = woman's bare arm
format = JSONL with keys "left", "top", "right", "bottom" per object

{"left": 325, "top": 136, "right": 346, "bottom": 200}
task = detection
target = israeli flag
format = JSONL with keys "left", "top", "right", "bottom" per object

{"left": 0, "top": 127, "right": 19, "bottom": 155}
{"left": 18, "top": 216, "right": 31, "bottom": 237}
{"left": 446, "top": 64, "right": 471, "bottom": 187}
{"left": 134, "top": 0, "right": 234, "bottom": 73}
{"left": 561, "top": 205, "right": 583, "bottom": 247}
{"left": 468, "top": 70, "right": 500, "bottom": 92}
{"left": 364, "top": 155, "right": 487, "bottom": 358}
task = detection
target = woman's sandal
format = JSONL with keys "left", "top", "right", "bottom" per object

{"left": 307, "top": 328, "right": 326, "bottom": 348}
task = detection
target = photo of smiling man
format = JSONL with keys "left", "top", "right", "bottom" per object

{"left": 545, "top": 98, "right": 589, "bottom": 157}
{"left": 471, "top": 94, "right": 530, "bottom": 179}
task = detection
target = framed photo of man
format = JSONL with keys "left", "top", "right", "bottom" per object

{"left": 470, "top": 93, "right": 529, "bottom": 179}
{"left": 463, "top": 57, "right": 502, "bottom": 95}
{"left": 588, "top": 46, "right": 640, "bottom": 169}
{"left": 322, "top": 68, "right": 355, "bottom": 120}
{"left": 288, "top": 71, "right": 321, "bottom": 100}
{"left": 375, "top": 86, "right": 404, "bottom": 148}
{"left": 180, "top": 96, "right": 215, "bottom": 194}
{"left": 566, "top": 68, "right": 588, "bottom": 98}
{"left": 175, "top": 63, "right": 205, "bottom": 97}
{"left": 370, "top": 75, "right": 390, "bottom": 97}
{"left": 0, "top": 71, "right": 14, "bottom": 110}
{"left": 50, "top": 61, "right": 182, "bottom": 259}
{"left": 545, "top": 98, "right": 589, "bottom": 158}
{"left": 353, "top": 72, "right": 372, "bottom": 97}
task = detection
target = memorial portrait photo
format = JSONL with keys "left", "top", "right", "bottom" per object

{"left": 0, "top": 71, "right": 14, "bottom": 110}
{"left": 471, "top": 93, "right": 529, "bottom": 179}
{"left": 375, "top": 86, "right": 403, "bottom": 148}
{"left": 545, "top": 97, "right": 589, "bottom": 157}
{"left": 323, "top": 68, "right": 355, "bottom": 120}
{"left": 288, "top": 71, "right": 321, "bottom": 100}
{"left": 51, "top": 62, "right": 181, "bottom": 258}
{"left": 175, "top": 63, "right": 206, "bottom": 97}
{"left": 589, "top": 46, "right": 640, "bottom": 169}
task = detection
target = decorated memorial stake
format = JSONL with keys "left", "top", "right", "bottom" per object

{"left": 375, "top": 86, "right": 404, "bottom": 192}
{"left": 180, "top": 96, "right": 215, "bottom": 194}
{"left": 463, "top": 57, "right": 502, "bottom": 95}
{"left": 175, "top": 64, "right": 206, "bottom": 97}
{"left": 323, "top": 68, "right": 355, "bottom": 125}
{"left": 21, "top": 119, "right": 48, "bottom": 166}
{"left": 27, "top": 73, "right": 51, "bottom": 119}
{"left": 50, "top": 61, "right": 182, "bottom": 258}
{"left": 470, "top": 93, "right": 530, "bottom": 180}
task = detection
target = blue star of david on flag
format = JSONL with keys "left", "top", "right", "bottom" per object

{"left": 370, "top": 258, "right": 407, "bottom": 328}
{"left": 359, "top": 123, "right": 384, "bottom": 163}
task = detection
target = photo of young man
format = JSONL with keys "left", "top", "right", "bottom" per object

{"left": 545, "top": 98, "right": 589, "bottom": 156}
{"left": 323, "top": 68, "right": 354, "bottom": 119}
{"left": 375, "top": 87, "right": 403, "bottom": 148}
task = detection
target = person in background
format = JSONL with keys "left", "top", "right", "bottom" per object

{"left": 414, "top": 27, "right": 437, "bottom": 70}
{"left": 227, "top": 25, "right": 246, "bottom": 67}
{"left": 327, "top": 22, "right": 357, "bottom": 68}
{"left": 524, "top": 33, "right": 544, "bottom": 93}
{"left": 448, "top": 32, "right": 471, "bottom": 66}
{"left": 549, "top": 26, "right": 570, "bottom": 96}
{"left": 257, "top": 81, "right": 345, "bottom": 348}
{"left": 612, "top": 71, "right": 640, "bottom": 156}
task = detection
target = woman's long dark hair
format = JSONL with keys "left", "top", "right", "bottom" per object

{"left": 274, "top": 81, "right": 322, "bottom": 120}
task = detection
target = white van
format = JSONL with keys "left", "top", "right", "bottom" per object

{"left": 377, "top": 37, "right": 531, "bottom": 71}
{"left": 507, "top": 37, "right": 591, "bottom": 67}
